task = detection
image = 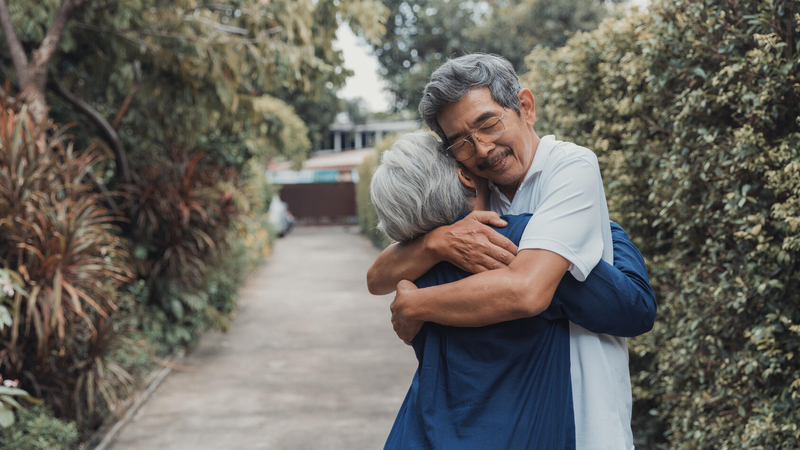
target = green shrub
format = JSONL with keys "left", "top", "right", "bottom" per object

{"left": 125, "top": 153, "right": 276, "bottom": 351}
{"left": 0, "top": 406, "right": 78, "bottom": 450}
{"left": 0, "top": 100, "right": 139, "bottom": 429}
{"left": 522, "top": 0, "right": 800, "bottom": 447}
{"left": 356, "top": 133, "right": 403, "bottom": 249}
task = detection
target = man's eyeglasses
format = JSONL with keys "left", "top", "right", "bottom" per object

{"left": 444, "top": 108, "right": 507, "bottom": 162}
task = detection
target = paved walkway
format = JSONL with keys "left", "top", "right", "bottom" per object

{"left": 110, "top": 226, "right": 417, "bottom": 450}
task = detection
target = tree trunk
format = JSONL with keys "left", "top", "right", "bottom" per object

{"left": 18, "top": 87, "right": 48, "bottom": 125}
{"left": 0, "top": 0, "right": 87, "bottom": 124}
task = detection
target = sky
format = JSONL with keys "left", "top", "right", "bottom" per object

{"left": 333, "top": 24, "right": 393, "bottom": 113}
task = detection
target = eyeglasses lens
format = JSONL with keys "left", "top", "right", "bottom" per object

{"left": 449, "top": 117, "right": 505, "bottom": 161}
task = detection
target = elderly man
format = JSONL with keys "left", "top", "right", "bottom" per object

{"left": 368, "top": 54, "right": 649, "bottom": 449}
{"left": 370, "top": 132, "right": 654, "bottom": 449}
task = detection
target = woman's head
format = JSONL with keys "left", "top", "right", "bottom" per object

{"left": 370, "top": 132, "right": 474, "bottom": 243}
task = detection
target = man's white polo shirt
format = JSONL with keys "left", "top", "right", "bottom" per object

{"left": 489, "top": 135, "right": 634, "bottom": 450}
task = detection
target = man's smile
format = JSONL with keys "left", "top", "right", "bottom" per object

{"left": 477, "top": 148, "right": 513, "bottom": 172}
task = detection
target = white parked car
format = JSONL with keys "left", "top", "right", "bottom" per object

{"left": 268, "top": 195, "right": 294, "bottom": 237}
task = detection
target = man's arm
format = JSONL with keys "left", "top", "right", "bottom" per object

{"left": 391, "top": 222, "right": 656, "bottom": 344}
{"left": 366, "top": 211, "right": 518, "bottom": 295}
{"left": 390, "top": 248, "right": 570, "bottom": 340}
{"left": 540, "top": 222, "right": 657, "bottom": 337}
{"left": 390, "top": 152, "right": 609, "bottom": 343}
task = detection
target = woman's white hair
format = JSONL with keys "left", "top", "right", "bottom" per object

{"left": 370, "top": 132, "right": 473, "bottom": 243}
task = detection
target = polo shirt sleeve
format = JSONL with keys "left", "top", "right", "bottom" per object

{"left": 518, "top": 155, "right": 605, "bottom": 281}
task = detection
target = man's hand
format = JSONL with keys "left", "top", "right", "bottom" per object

{"left": 426, "top": 211, "right": 518, "bottom": 274}
{"left": 390, "top": 280, "right": 424, "bottom": 345}
{"left": 366, "top": 211, "right": 517, "bottom": 296}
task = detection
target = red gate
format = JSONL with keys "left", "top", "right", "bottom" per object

{"left": 279, "top": 182, "right": 357, "bottom": 225}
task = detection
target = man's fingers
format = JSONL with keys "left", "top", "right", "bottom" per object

{"left": 469, "top": 210, "right": 507, "bottom": 227}
{"left": 453, "top": 249, "right": 507, "bottom": 273}
{"left": 486, "top": 231, "right": 518, "bottom": 258}
{"left": 489, "top": 244, "right": 517, "bottom": 266}
{"left": 470, "top": 263, "right": 491, "bottom": 274}
{"left": 452, "top": 258, "right": 491, "bottom": 274}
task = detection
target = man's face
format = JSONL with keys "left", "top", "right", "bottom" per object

{"left": 437, "top": 87, "right": 536, "bottom": 190}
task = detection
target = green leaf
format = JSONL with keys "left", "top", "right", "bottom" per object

{"left": 0, "top": 387, "right": 33, "bottom": 397}
{"left": 0, "top": 305, "right": 11, "bottom": 330}
{"left": 0, "top": 395, "right": 23, "bottom": 410}
{"left": 692, "top": 67, "right": 707, "bottom": 79}
{"left": 0, "top": 404, "right": 15, "bottom": 428}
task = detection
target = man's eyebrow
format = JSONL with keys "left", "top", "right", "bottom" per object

{"left": 445, "top": 110, "right": 501, "bottom": 144}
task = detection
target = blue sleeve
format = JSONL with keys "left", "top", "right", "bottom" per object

{"left": 538, "top": 222, "right": 657, "bottom": 337}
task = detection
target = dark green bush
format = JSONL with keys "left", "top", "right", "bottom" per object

{"left": 0, "top": 100, "right": 139, "bottom": 429}
{"left": 0, "top": 96, "right": 276, "bottom": 437}
{"left": 123, "top": 147, "right": 265, "bottom": 350}
{"left": 522, "top": 0, "right": 800, "bottom": 447}
{"left": 356, "top": 134, "right": 399, "bottom": 249}
{"left": 0, "top": 406, "right": 78, "bottom": 450}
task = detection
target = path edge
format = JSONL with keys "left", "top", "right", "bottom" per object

{"left": 89, "top": 349, "right": 186, "bottom": 450}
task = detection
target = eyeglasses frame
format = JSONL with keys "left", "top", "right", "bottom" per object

{"left": 444, "top": 107, "right": 507, "bottom": 161}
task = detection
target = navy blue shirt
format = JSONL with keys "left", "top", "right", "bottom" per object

{"left": 383, "top": 214, "right": 656, "bottom": 450}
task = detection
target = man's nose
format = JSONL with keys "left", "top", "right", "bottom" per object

{"left": 473, "top": 136, "right": 496, "bottom": 158}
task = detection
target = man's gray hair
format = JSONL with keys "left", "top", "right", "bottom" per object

{"left": 419, "top": 53, "right": 522, "bottom": 142}
{"left": 370, "top": 132, "right": 473, "bottom": 243}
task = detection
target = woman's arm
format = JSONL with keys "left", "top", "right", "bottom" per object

{"left": 539, "top": 222, "right": 657, "bottom": 337}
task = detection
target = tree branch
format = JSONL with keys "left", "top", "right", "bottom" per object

{"left": 0, "top": 0, "right": 29, "bottom": 86}
{"left": 28, "top": 0, "right": 88, "bottom": 90}
{"left": 112, "top": 60, "right": 142, "bottom": 129}
{"left": 35, "top": 0, "right": 87, "bottom": 69}
{"left": 73, "top": 21, "right": 282, "bottom": 46}
{"left": 72, "top": 22, "right": 158, "bottom": 52}
{"left": 49, "top": 76, "right": 132, "bottom": 184}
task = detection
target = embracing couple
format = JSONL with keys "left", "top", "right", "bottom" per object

{"left": 366, "top": 54, "right": 656, "bottom": 449}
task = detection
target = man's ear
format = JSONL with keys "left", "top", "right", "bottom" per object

{"left": 518, "top": 88, "right": 536, "bottom": 127}
{"left": 457, "top": 167, "right": 477, "bottom": 190}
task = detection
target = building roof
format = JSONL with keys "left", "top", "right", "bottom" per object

{"left": 329, "top": 119, "right": 420, "bottom": 133}
{"left": 268, "top": 147, "right": 376, "bottom": 172}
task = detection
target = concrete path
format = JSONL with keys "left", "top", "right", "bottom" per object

{"left": 109, "top": 226, "right": 417, "bottom": 450}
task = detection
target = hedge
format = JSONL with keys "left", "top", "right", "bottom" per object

{"left": 357, "top": 133, "right": 401, "bottom": 249}
{"left": 0, "top": 99, "right": 276, "bottom": 441}
{"left": 522, "top": 0, "right": 800, "bottom": 447}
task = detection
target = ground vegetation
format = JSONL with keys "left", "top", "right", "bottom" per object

{"left": 0, "top": 0, "right": 387, "bottom": 445}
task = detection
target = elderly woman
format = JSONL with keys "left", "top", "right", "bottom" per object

{"left": 370, "top": 132, "right": 654, "bottom": 449}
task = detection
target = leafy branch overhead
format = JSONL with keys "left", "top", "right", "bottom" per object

{"left": 371, "top": 0, "right": 614, "bottom": 112}
{"left": 1, "top": 0, "right": 388, "bottom": 169}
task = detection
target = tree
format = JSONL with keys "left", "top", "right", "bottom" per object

{"left": 371, "top": 0, "right": 615, "bottom": 112}
{"left": 1, "top": 1, "right": 388, "bottom": 173}
{"left": 0, "top": 0, "right": 87, "bottom": 124}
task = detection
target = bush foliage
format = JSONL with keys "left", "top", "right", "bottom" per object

{"left": 0, "top": 405, "right": 78, "bottom": 450}
{"left": 522, "top": 0, "right": 800, "bottom": 447}
{"left": 1, "top": 0, "right": 386, "bottom": 439}
{"left": 356, "top": 133, "right": 401, "bottom": 249}
{"left": 0, "top": 94, "right": 276, "bottom": 436}
{"left": 0, "top": 99, "right": 137, "bottom": 429}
